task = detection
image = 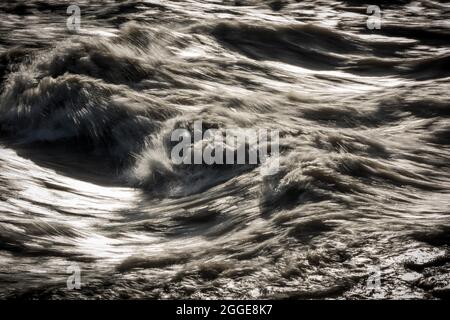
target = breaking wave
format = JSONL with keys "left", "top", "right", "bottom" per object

{"left": 0, "top": 0, "right": 449, "bottom": 299}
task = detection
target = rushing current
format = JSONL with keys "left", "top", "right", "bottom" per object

{"left": 0, "top": 0, "right": 449, "bottom": 299}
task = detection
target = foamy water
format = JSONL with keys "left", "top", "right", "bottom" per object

{"left": 0, "top": 0, "right": 449, "bottom": 299}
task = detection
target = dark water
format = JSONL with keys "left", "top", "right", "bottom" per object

{"left": 0, "top": 0, "right": 449, "bottom": 299}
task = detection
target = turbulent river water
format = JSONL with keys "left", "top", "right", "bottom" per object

{"left": 0, "top": 0, "right": 449, "bottom": 299}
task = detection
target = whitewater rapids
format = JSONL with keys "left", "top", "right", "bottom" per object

{"left": 0, "top": 0, "right": 449, "bottom": 299}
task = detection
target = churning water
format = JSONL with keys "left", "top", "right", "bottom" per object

{"left": 0, "top": 0, "right": 449, "bottom": 299}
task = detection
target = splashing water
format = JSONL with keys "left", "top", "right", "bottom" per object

{"left": 0, "top": 0, "right": 449, "bottom": 299}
